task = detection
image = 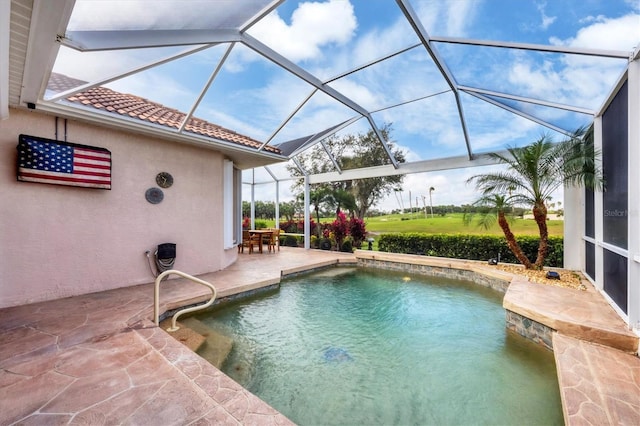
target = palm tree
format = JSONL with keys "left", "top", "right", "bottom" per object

{"left": 468, "top": 128, "right": 601, "bottom": 269}
{"left": 465, "top": 194, "right": 533, "bottom": 268}
{"left": 304, "top": 187, "right": 332, "bottom": 238}
{"left": 326, "top": 188, "right": 357, "bottom": 217}
{"left": 429, "top": 187, "right": 435, "bottom": 218}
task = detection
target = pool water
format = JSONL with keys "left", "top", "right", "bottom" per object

{"left": 194, "top": 268, "right": 563, "bottom": 425}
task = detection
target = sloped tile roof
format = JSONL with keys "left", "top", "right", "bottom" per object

{"left": 47, "top": 73, "right": 280, "bottom": 154}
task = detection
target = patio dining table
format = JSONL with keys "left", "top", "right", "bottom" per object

{"left": 249, "top": 229, "right": 274, "bottom": 253}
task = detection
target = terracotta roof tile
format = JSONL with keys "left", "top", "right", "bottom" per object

{"left": 47, "top": 73, "right": 280, "bottom": 154}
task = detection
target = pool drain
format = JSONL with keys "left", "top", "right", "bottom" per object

{"left": 323, "top": 347, "right": 353, "bottom": 362}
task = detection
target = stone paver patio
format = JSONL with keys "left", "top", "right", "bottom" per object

{"left": 1, "top": 248, "right": 638, "bottom": 425}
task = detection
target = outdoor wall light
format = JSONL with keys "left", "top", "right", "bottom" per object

{"left": 367, "top": 237, "right": 375, "bottom": 250}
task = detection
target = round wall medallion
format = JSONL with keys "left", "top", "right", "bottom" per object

{"left": 156, "top": 172, "right": 173, "bottom": 188}
{"left": 145, "top": 187, "right": 164, "bottom": 204}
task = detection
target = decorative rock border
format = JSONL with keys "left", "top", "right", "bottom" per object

{"left": 506, "top": 309, "right": 554, "bottom": 351}
{"left": 355, "top": 252, "right": 511, "bottom": 293}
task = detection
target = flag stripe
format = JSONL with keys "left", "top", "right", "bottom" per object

{"left": 17, "top": 173, "right": 111, "bottom": 189}
{"left": 19, "top": 169, "right": 111, "bottom": 184}
{"left": 75, "top": 152, "right": 111, "bottom": 161}
{"left": 74, "top": 165, "right": 111, "bottom": 176}
{"left": 75, "top": 147, "right": 111, "bottom": 158}
{"left": 18, "top": 167, "right": 111, "bottom": 181}
{"left": 74, "top": 159, "right": 111, "bottom": 170}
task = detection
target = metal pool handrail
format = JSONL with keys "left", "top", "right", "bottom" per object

{"left": 154, "top": 269, "right": 217, "bottom": 332}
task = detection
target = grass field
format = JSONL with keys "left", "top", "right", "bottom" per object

{"left": 363, "top": 213, "right": 564, "bottom": 237}
{"left": 265, "top": 212, "right": 563, "bottom": 237}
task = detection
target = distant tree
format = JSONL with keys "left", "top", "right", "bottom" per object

{"left": 279, "top": 200, "right": 298, "bottom": 222}
{"left": 429, "top": 186, "right": 435, "bottom": 218}
{"left": 298, "top": 188, "right": 332, "bottom": 238}
{"left": 365, "top": 208, "right": 386, "bottom": 217}
{"left": 241, "top": 200, "right": 275, "bottom": 219}
{"left": 326, "top": 188, "right": 357, "bottom": 216}
{"left": 256, "top": 201, "right": 275, "bottom": 219}
{"left": 288, "top": 124, "right": 405, "bottom": 218}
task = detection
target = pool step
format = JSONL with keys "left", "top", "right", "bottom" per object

{"left": 159, "top": 318, "right": 207, "bottom": 352}
{"left": 180, "top": 317, "right": 234, "bottom": 369}
{"left": 313, "top": 267, "right": 357, "bottom": 278}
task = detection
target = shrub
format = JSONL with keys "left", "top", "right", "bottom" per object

{"left": 284, "top": 234, "right": 299, "bottom": 247}
{"left": 349, "top": 217, "right": 366, "bottom": 248}
{"left": 320, "top": 238, "right": 332, "bottom": 250}
{"left": 377, "top": 233, "right": 563, "bottom": 267}
{"left": 332, "top": 211, "right": 349, "bottom": 249}
{"left": 322, "top": 225, "right": 331, "bottom": 239}
{"left": 314, "top": 214, "right": 368, "bottom": 251}
{"left": 341, "top": 239, "right": 353, "bottom": 253}
{"left": 280, "top": 219, "right": 317, "bottom": 235}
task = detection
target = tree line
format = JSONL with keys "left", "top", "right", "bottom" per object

{"left": 241, "top": 201, "right": 531, "bottom": 220}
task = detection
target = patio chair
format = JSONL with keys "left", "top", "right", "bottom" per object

{"left": 239, "top": 230, "right": 259, "bottom": 254}
{"left": 269, "top": 228, "right": 281, "bottom": 252}
{"left": 261, "top": 228, "right": 276, "bottom": 252}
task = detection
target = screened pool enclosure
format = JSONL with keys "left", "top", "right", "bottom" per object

{"left": 3, "top": 0, "right": 639, "bottom": 328}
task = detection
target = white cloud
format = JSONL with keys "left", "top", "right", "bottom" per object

{"left": 203, "top": 107, "right": 271, "bottom": 141}
{"left": 351, "top": 19, "right": 417, "bottom": 66}
{"left": 444, "top": 0, "right": 480, "bottom": 36}
{"left": 550, "top": 13, "right": 639, "bottom": 51}
{"left": 415, "top": 0, "right": 481, "bottom": 36}
{"left": 625, "top": 0, "right": 640, "bottom": 12}
{"left": 386, "top": 97, "right": 462, "bottom": 147}
{"left": 273, "top": 98, "right": 359, "bottom": 144}
{"left": 328, "top": 79, "right": 382, "bottom": 110}
{"left": 248, "top": 0, "right": 357, "bottom": 63}
{"left": 68, "top": 1, "right": 274, "bottom": 31}
{"left": 108, "top": 73, "right": 193, "bottom": 109}
{"left": 53, "top": 47, "right": 145, "bottom": 82}
{"left": 375, "top": 166, "right": 494, "bottom": 212}
{"left": 536, "top": 2, "right": 557, "bottom": 30}
{"left": 507, "top": 60, "right": 564, "bottom": 99}
{"left": 505, "top": 54, "right": 623, "bottom": 110}
{"left": 578, "top": 15, "right": 607, "bottom": 25}
{"left": 506, "top": 13, "right": 639, "bottom": 111}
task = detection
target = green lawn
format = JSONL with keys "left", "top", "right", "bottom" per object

{"left": 266, "top": 212, "right": 563, "bottom": 237}
{"left": 363, "top": 213, "right": 563, "bottom": 236}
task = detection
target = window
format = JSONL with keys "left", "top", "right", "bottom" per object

{"left": 601, "top": 81, "right": 628, "bottom": 249}
{"left": 223, "top": 159, "right": 234, "bottom": 249}
{"left": 585, "top": 241, "right": 595, "bottom": 280}
{"left": 603, "top": 249, "right": 628, "bottom": 313}
{"left": 585, "top": 187, "right": 594, "bottom": 238}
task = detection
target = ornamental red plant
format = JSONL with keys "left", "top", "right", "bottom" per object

{"left": 348, "top": 217, "right": 366, "bottom": 248}
{"left": 332, "top": 211, "right": 349, "bottom": 250}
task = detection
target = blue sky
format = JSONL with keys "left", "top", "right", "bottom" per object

{"left": 55, "top": 0, "right": 640, "bottom": 211}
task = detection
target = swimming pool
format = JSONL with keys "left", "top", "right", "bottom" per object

{"left": 193, "top": 267, "right": 563, "bottom": 425}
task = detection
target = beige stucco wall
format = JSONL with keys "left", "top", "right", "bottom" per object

{"left": 0, "top": 108, "right": 237, "bottom": 308}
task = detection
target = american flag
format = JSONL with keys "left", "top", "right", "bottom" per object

{"left": 17, "top": 135, "right": 111, "bottom": 190}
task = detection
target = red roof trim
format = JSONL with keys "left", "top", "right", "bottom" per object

{"left": 48, "top": 73, "right": 280, "bottom": 154}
